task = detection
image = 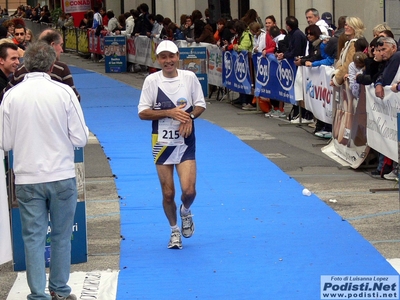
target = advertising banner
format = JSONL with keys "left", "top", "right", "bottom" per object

{"left": 179, "top": 47, "right": 208, "bottom": 97}
{"left": 105, "top": 36, "right": 127, "bottom": 73}
{"left": 365, "top": 85, "right": 400, "bottom": 162}
{"left": 222, "top": 50, "right": 252, "bottom": 94}
{"left": 322, "top": 83, "right": 370, "bottom": 168}
{"left": 11, "top": 148, "right": 87, "bottom": 271}
{"left": 0, "top": 150, "right": 11, "bottom": 265}
{"left": 253, "top": 53, "right": 297, "bottom": 104}
{"left": 208, "top": 44, "right": 223, "bottom": 87}
{"left": 302, "top": 65, "right": 335, "bottom": 124}
{"left": 63, "top": 0, "right": 91, "bottom": 13}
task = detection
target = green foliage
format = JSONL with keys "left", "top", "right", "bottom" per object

{"left": 51, "top": 7, "right": 63, "bottom": 25}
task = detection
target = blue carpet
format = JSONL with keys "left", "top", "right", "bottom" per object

{"left": 73, "top": 68, "right": 398, "bottom": 299}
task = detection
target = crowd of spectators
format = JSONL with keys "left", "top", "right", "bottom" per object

{"left": 0, "top": 4, "right": 398, "bottom": 179}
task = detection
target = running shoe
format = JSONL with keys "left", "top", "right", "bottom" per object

{"left": 168, "top": 231, "right": 182, "bottom": 249}
{"left": 180, "top": 204, "right": 195, "bottom": 238}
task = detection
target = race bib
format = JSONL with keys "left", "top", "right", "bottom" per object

{"left": 157, "top": 118, "right": 184, "bottom": 146}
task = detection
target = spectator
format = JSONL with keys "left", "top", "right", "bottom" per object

{"left": 277, "top": 16, "right": 309, "bottom": 123}
{"left": 123, "top": 9, "right": 138, "bottom": 36}
{"left": 0, "top": 40, "right": 88, "bottom": 300}
{"left": 167, "top": 22, "right": 184, "bottom": 40}
{"left": 0, "top": 43, "right": 19, "bottom": 90}
{"left": 241, "top": 8, "right": 258, "bottom": 27}
{"left": 85, "top": 10, "right": 94, "bottom": 29}
{"left": 296, "top": 24, "right": 335, "bottom": 137}
{"left": 38, "top": 8, "right": 51, "bottom": 23}
{"left": 160, "top": 17, "right": 172, "bottom": 40}
{"left": 149, "top": 14, "right": 163, "bottom": 39}
{"left": 194, "top": 19, "right": 216, "bottom": 44}
{"left": 356, "top": 37, "right": 382, "bottom": 86}
{"left": 373, "top": 36, "right": 400, "bottom": 180}
{"left": 277, "top": 16, "right": 307, "bottom": 60}
{"left": 106, "top": 10, "right": 120, "bottom": 33}
{"left": 24, "top": 5, "right": 32, "bottom": 19}
{"left": 191, "top": 9, "right": 203, "bottom": 23}
{"left": 214, "top": 18, "right": 228, "bottom": 46}
{"left": 345, "top": 51, "right": 368, "bottom": 98}
{"left": 305, "top": 8, "right": 330, "bottom": 36}
{"left": 13, "top": 24, "right": 26, "bottom": 50}
{"left": 182, "top": 15, "right": 194, "bottom": 42}
{"left": 374, "top": 37, "right": 400, "bottom": 99}
{"left": 79, "top": 12, "right": 89, "bottom": 28}
{"left": 30, "top": 9, "right": 40, "bottom": 22}
{"left": 92, "top": 6, "right": 103, "bottom": 32}
{"left": 230, "top": 20, "right": 254, "bottom": 110}
{"left": 322, "top": 12, "right": 336, "bottom": 31}
{"left": 3, "top": 20, "right": 14, "bottom": 39}
{"left": 331, "top": 16, "right": 365, "bottom": 87}
{"left": 136, "top": 3, "right": 152, "bottom": 36}
{"left": 249, "top": 21, "right": 265, "bottom": 54}
{"left": 25, "top": 28, "right": 34, "bottom": 44}
{"left": 270, "top": 25, "right": 286, "bottom": 53}
{"left": 204, "top": 8, "right": 216, "bottom": 33}
{"left": 378, "top": 29, "right": 395, "bottom": 39}
{"left": 372, "top": 23, "right": 391, "bottom": 38}
{"left": 3, "top": 29, "right": 81, "bottom": 103}
{"left": 179, "top": 14, "right": 187, "bottom": 32}
{"left": 63, "top": 13, "right": 74, "bottom": 28}
{"left": 100, "top": 7, "right": 108, "bottom": 27}
{"left": 296, "top": 24, "right": 334, "bottom": 67}
{"left": 118, "top": 14, "right": 127, "bottom": 31}
{"left": 324, "top": 15, "right": 346, "bottom": 60}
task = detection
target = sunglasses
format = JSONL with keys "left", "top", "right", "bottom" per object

{"left": 14, "top": 33, "right": 25, "bottom": 36}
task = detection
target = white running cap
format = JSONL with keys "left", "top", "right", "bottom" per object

{"left": 156, "top": 40, "right": 179, "bottom": 55}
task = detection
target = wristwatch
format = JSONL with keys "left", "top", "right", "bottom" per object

{"left": 190, "top": 113, "right": 195, "bottom": 120}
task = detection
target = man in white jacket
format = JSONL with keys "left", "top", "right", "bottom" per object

{"left": 0, "top": 41, "right": 88, "bottom": 300}
{"left": 305, "top": 8, "right": 331, "bottom": 36}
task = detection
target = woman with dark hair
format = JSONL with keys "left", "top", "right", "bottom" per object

{"left": 191, "top": 9, "right": 203, "bottom": 23}
{"left": 182, "top": 15, "right": 194, "bottom": 42}
{"left": 160, "top": 17, "right": 172, "bottom": 40}
{"left": 241, "top": 8, "right": 258, "bottom": 27}
{"left": 106, "top": 10, "right": 121, "bottom": 33}
{"left": 295, "top": 24, "right": 335, "bottom": 137}
{"left": 179, "top": 14, "right": 187, "bottom": 32}
{"left": 295, "top": 24, "right": 324, "bottom": 66}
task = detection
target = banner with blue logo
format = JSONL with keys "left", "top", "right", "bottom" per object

{"left": 222, "top": 50, "right": 252, "bottom": 94}
{"left": 179, "top": 47, "right": 208, "bottom": 97}
{"left": 253, "top": 53, "right": 297, "bottom": 104}
{"left": 10, "top": 148, "right": 87, "bottom": 271}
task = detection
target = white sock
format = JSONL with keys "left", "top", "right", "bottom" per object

{"left": 181, "top": 205, "right": 190, "bottom": 215}
{"left": 171, "top": 225, "right": 180, "bottom": 232}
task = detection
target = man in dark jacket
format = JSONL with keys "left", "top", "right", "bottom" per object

{"left": 0, "top": 43, "right": 19, "bottom": 91}
{"left": 277, "top": 16, "right": 307, "bottom": 60}
{"left": 374, "top": 36, "right": 400, "bottom": 99}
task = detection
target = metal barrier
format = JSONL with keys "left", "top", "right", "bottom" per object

{"left": 64, "top": 27, "right": 90, "bottom": 55}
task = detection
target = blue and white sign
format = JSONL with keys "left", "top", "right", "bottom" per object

{"left": 222, "top": 50, "right": 252, "bottom": 94}
{"left": 253, "top": 53, "right": 297, "bottom": 104}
